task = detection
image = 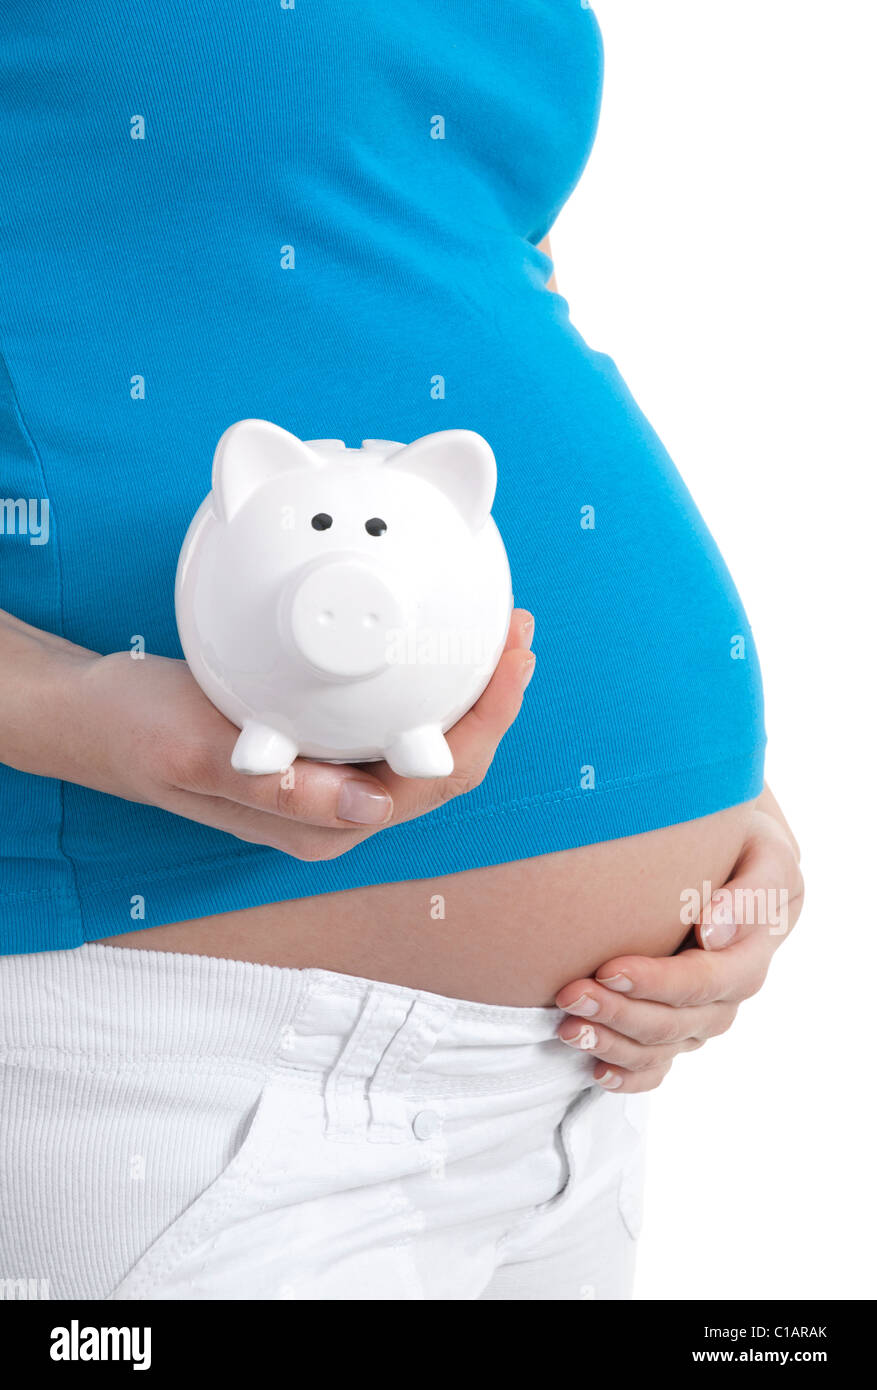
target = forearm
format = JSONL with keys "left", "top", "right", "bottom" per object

{"left": 754, "top": 782, "right": 801, "bottom": 862}
{"left": 0, "top": 609, "right": 96, "bottom": 777}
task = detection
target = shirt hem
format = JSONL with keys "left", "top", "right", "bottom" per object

{"left": 0, "top": 743, "right": 766, "bottom": 955}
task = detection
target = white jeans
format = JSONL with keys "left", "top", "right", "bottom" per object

{"left": 0, "top": 944, "right": 647, "bottom": 1300}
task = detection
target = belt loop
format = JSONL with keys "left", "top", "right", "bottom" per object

{"left": 368, "top": 998, "right": 454, "bottom": 1141}
{"left": 323, "top": 987, "right": 410, "bottom": 1139}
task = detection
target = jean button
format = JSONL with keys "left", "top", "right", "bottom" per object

{"left": 412, "top": 1109, "right": 442, "bottom": 1140}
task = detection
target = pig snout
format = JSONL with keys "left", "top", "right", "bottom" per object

{"left": 286, "top": 558, "right": 405, "bottom": 680}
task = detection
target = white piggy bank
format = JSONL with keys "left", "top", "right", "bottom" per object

{"left": 175, "top": 420, "right": 513, "bottom": 778}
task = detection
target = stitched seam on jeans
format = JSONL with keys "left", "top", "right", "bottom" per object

{"left": 494, "top": 1087, "right": 599, "bottom": 1254}
{"left": 281, "top": 1061, "right": 584, "bottom": 1100}
{"left": 114, "top": 976, "right": 314, "bottom": 1296}
{"left": 323, "top": 990, "right": 387, "bottom": 1138}
{"left": 0, "top": 1051, "right": 272, "bottom": 1076}
{"left": 112, "top": 1071, "right": 282, "bottom": 1296}
{"left": 367, "top": 1000, "right": 443, "bottom": 1098}
{"left": 303, "top": 973, "right": 556, "bottom": 1025}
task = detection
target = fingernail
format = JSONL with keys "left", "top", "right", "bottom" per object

{"left": 337, "top": 781, "right": 393, "bottom": 825}
{"left": 560, "top": 1024, "right": 598, "bottom": 1051}
{"left": 561, "top": 993, "right": 600, "bottom": 1017}
{"left": 597, "top": 1070, "right": 623, "bottom": 1090}
{"left": 709, "top": 895, "right": 735, "bottom": 926}
{"left": 701, "top": 894, "right": 737, "bottom": 950}
{"left": 701, "top": 918, "right": 737, "bottom": 951}
{"left": 521, "top": 618, "right": 535, "bottom": 646}
{"left": 596, "top": 972, "right": 633, "bottom": 993}
{"left": 522, "top": 655, "right": 536, "bottom": 689}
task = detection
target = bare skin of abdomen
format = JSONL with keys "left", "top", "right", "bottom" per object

{"left": 98, "top": 801, "right": 755, "bottom": 1006}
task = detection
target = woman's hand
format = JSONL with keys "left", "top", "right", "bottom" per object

{"left": 555, "top": 795, "right": 804, "bottom": 1092}
{"left": 0, "top": 607, "right": 535, "bottom": 863}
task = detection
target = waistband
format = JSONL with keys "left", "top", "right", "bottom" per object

{"left": 0, "top": 943, "right": 593, "bottom": 1098}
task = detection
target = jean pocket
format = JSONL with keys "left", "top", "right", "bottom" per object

{"left": 616, "top": 1095, "right": 649, "bottom": 1240}
{"left": 534, "top": 1084, "right": 607, "bottom": 1218}
{"left": 538, "top": 1086, "right": 646, "bottom": 1230}
{"left": 107, "top": 1072, "right": 276, "bottom": 1299}
{"left": 617, "top": 1161, "right": 646, "bottom": 1242}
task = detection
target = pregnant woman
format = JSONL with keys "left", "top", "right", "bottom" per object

{"left": 0, "top": 3, "right": 802, "bottom": 1300}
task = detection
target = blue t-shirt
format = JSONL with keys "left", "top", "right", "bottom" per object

{"left": 0, "top": 1, "right": 765, "bottom": 953}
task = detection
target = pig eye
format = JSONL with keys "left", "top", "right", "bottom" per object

{"left": 365, "top": 517, "right": 387, "bottom": 537}
{"left": 311, "top": 513, "right": 333, "bottom": 531}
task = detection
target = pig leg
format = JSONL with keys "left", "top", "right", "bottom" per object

{"left": 231, "top": 720, "right": 299, "bottom": 775}
{"left": 385, "top": 726, "right": 454, "bottom": 779}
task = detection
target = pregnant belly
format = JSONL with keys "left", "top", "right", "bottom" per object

{"left": 99, "top": 801, "right": 755, "bottom": 1005}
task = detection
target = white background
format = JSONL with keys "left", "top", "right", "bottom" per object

{"left": 552, "top": 0, "right": 876, "bottom": 1300}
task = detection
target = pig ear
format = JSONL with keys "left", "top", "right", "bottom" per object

{"left": 385, "top": 430, "right": 497, "bottom": 532}
{"left": 212, "top": 419, "right": 321, "bottom": 522}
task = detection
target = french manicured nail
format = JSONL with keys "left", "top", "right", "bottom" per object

{"left": 597, "top": 1070, "right": 623, "bottom": 1090}
{"left": 701, "top": 895, "right": 737, "bottom": 950}
{"left": 711, "top": 894, "right": 734, "bottom": 922}
{"left": 522, "top": 655, "right": 536, "bottom": 688}
{"left": 562, "top": 993, "right": 600, "bottom": 1017}
{"left": 596, "top": 972, "right": 633, "bottom": 993}
{"left": 560, "top": 1024, "right": 597, "bottom": 1051}
{"left": 337, "top": 781, "right": 393, "bottom": 825}
{"left": 701, "top": 917, "right": 737, "bottom": 951}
